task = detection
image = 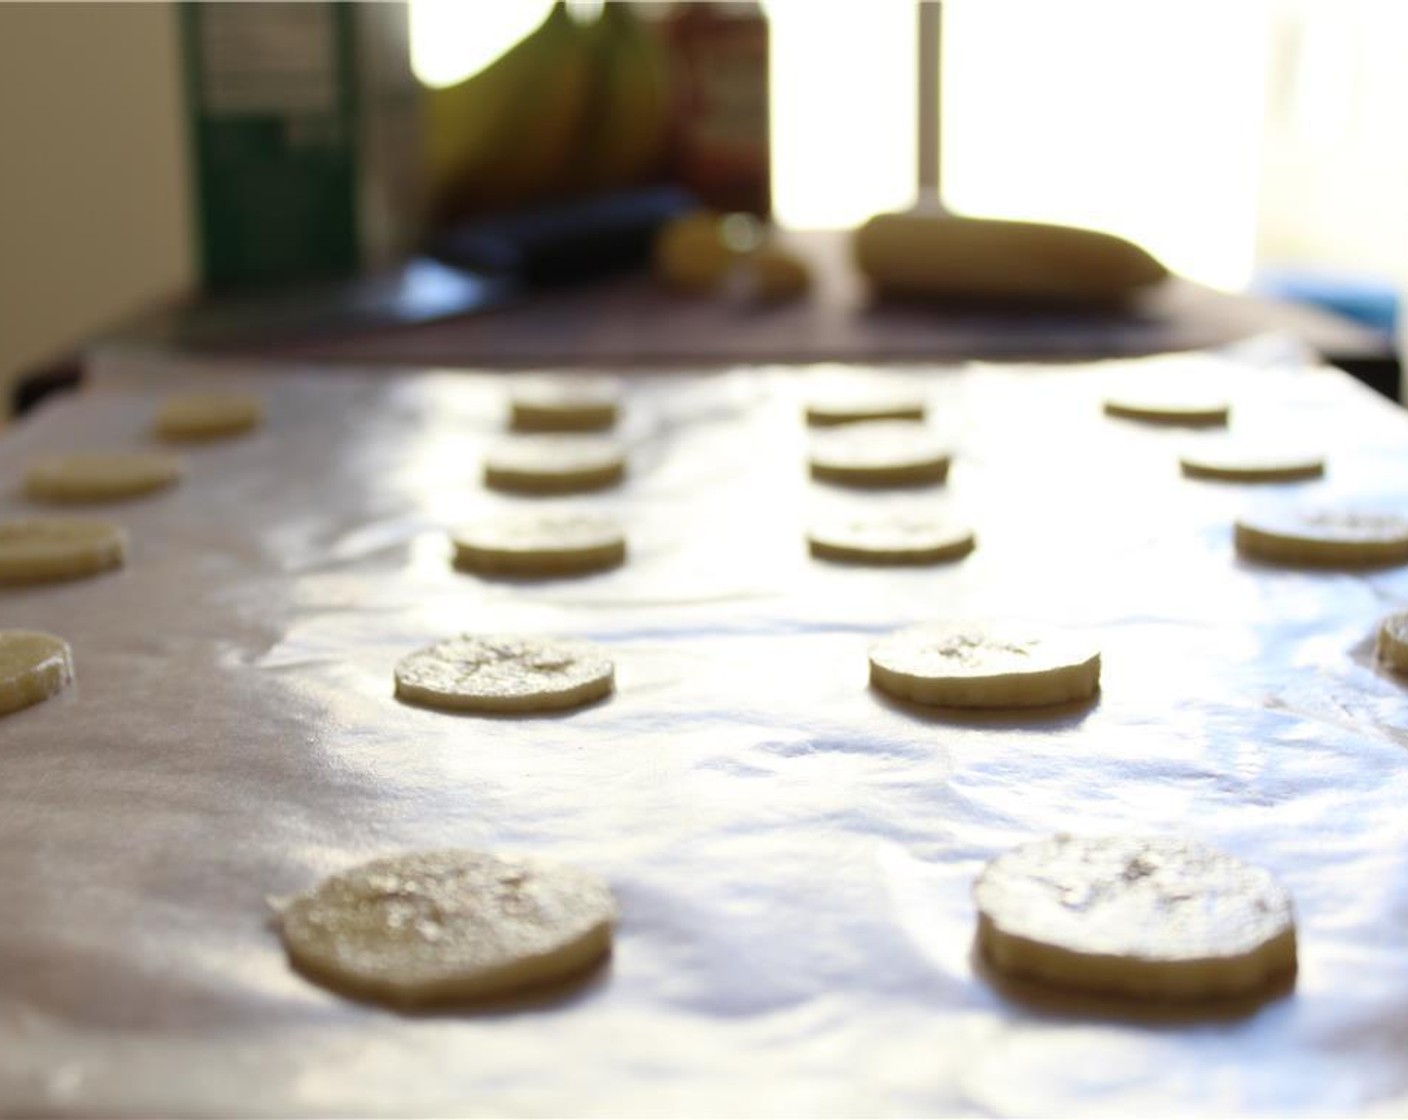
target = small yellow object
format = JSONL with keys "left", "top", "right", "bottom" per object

{"left": 805, "top": 382, "right": 926, "bottom": 427}
{"left": 394, "top": 634, "right": 614, "bottom": 714}
{"left": 277, "top": 850, "right": 617, "bottom": 1008}
{"left": 808, "top": 420, "right": 951, "bottom": 488}
{"left": 747, "top": 245, "right": 811, "bottom": 303}
{"left": 869, "top": 622, "right": 1100, "bottom": 709}
{"left": 451, "top": 512, "right": 626, "bottom": 577}
{"left": 0, "top": 630, "right": 74, "bottom": 717}
{"left": 26, "top": 452, "right": 182, "bottom": 504}
{"left": 0, "top": 519, "right": 127, "bottom": 583}
{"left": 509, "top": 376, "right": 621, "bottom": 432}
{"left": 808, "top": 514, "right": 974, "bottom": 566}
{"left": 1234, "top": 510, "right": 1408, "bottom": 567}
{"left": 1178, "top": 444, "right": 1324, "bottom": 483}
{"left": 155, "top": 392, "right": 263, "bottom": 441}
{"left": 483, "top": 435, "right": 626, "bottom": 495}
{"left": 654, "top": 211, "right": 734, "bottom": 293}
{"left": 655, "top": 210, "right": 812, "bottom": 304}
{"left": 976, "top": 835, "right": 1297, "bottom": 1001}
{"left": 1103, "top": 392, "right": 1230, "bottom": 427}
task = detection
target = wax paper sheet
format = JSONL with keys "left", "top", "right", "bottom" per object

{"left": 4, "top": 345, "right": 1408, "bottom": 1117}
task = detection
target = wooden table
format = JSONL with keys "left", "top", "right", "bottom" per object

{"left": 263, "top": 230, "right": 1396, "bottom": 393}
{"left": 10, "top": 230, "right": 1399, "bottom": 421}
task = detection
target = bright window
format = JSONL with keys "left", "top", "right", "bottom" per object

{"left": 409, "top": 1, "right": 551, "bottom": 89}
{"left": 938, "top": 1, "right": 1267, "bottom": 291}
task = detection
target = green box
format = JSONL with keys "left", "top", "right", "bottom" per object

{"left": 181, "top": 1, "right": 423, "bottom": 292}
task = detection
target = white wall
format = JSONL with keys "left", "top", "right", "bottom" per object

{"left": 0, "top": 2, "right": 193, "bottom": 412}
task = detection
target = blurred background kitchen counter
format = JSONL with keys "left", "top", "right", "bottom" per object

{"left": 1, "top": 0, "right": 1402, "bottom": 418}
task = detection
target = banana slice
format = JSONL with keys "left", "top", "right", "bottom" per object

{"left": 869, "top": 622, "right": 1099, "bottom": 708}
{"left": 1234, "top": 510, "right": 1408, "bottom": 567}
{"left": 1103, "top": 391, "right": 1229, "bottom": 427}
{"left": 809, "top": 421, "right": 951, "bottom": 487}
{"left": 1180, "top": 445, "right": 1324, "bottom": 482}
{"left": 975, "top": 835, "right": 1297, "bottom": 1001}
{"left": 484, "top": 436, "right": 626, "bottom": 495}
{"left": 26, "top": 452, "right": 182, "bottom": 504}
{"left": 0, "top": 630, "right": 74, "bottom": 716}
{"left": 808, "top": 513, "right": 974, "bottom": 565}
{"left": 277, "top": 850, "right": 617, "bottom": 1008}
{"left": 509, "top": 377, "right": 620, "bottom": 432}
{"left": 452, "top": 512, "right": 625, "bottom": 576}
{"left": 155, "top": 392, "right": 263, "bottom": 441}
{"left": 1376, "top": 611, "right": 1408, "bottom": 672}
{"left": 395, "top": 634, "right": 614, "bottom": 713}
{"left": 0, "top": 518, "right": 127, "bottom": 582}
{"left": 804, "top": 385, "right": 926, "bottom": 427}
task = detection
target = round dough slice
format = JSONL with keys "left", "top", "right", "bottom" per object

{"left": 484, "top": 436, "right": 626, "bottom": 495}
{"left": 975, "top": 834, "right": 1297, "bottom": 1000}
{"left": 1376, "top": 611, "right": 1408, "bottom": 672}
{"left": 395, "top": 634, "right": 614, "bottom": 713}
{"left": 1234, "top": 509, "right": 1408, "bottom": 567}
{"left": 26, "top": 452, "right": 182, "bottom": 504}
{"left": 1180, "top": 445, "right": 1324, "bottom": 482}
{"left": 155, "top": 392, "right": 263, "bottom": 441}
{"left": 452, "top": 512, "right": 625, "bottom": 576}
{"left": 809, "top": 421, "right": 951, "bottom": 487}
{"left": 277, "top": 849, "right": 617, "bottom": 1008}
{"left": 808, "top": 513, "right": 974, "bottom": 565}
{"left": 510, "top": 377, "right": 620, "bottom": 432}
{"left": 0, "top": 519, "right": 127, "bottom": 582}
{"left": 1103, "top": 391, "right": 1229, "bottom": 427}
{"left": 805, "top": 384, "right": 926, "bottom": 427}
{"left": 869, "top": 621, "right": 1099, "bottom": 708}
{"left": 0, "top": 630, "right": 74, "bottom": 716}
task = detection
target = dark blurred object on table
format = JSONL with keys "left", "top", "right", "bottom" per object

{"left": 429, "top": 185, "right": 698, "bottom": 288}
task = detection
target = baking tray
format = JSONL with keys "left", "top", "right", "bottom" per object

{"left": 3, "top": 348, "right": 1408, "bottom": 1115}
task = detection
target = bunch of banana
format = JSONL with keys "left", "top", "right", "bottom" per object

{"left": 425, "top": 3, "right": 596, "bottom": 223}
{"left": 425, "top": 3, "right": 673, "bottom": 226}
